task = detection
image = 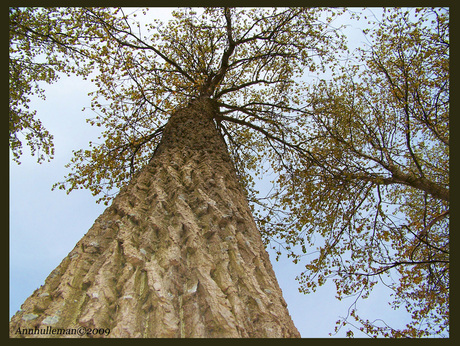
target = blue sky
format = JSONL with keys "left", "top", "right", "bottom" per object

{"left": 10, "top": 7, "right": 415, "bottom": 337}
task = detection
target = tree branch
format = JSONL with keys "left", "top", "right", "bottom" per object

{"left": 85, "top": 8, "right": 196, "bottom": 85}
{"left": 204, "top": 7, "right": 236, "bottom": 96}
{"left": 215, "top": 79, "right": 284, "bottom": 98}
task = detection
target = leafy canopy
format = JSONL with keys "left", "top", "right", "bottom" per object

{"left": 261, "top": 8, "right": 449, "bottom": 337}
{"left": 44, "top": 7, "right": 346, "bottom": 204}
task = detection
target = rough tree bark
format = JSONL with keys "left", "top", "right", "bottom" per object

{"left": 10, "top": 97, "right": 300, "bottom": 338}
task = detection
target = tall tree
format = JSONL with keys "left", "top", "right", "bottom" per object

{"left": 264, "top": 8, "right": 449, "bottom": 337}
{"left": 9, "top": 7, "right": 346, "bottom": 337}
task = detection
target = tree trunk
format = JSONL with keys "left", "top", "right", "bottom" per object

{"left": 9, "top": 97, "right": 300, "bottom": 338}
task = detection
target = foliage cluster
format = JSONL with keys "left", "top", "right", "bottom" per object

{"left": 9, "top": 7, "right": 105, "bottom": 163}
